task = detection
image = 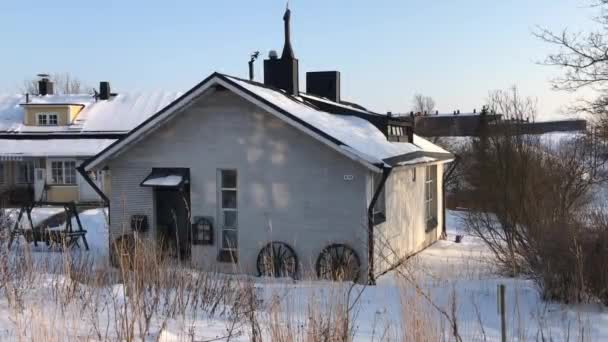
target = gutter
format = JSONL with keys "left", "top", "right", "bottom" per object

{"left": 367, "top": 165, "right": 392, "bottom": 285}
{"left": 0, "top": 133, "right": 125, "bottom": 140}
{"left": 442, "top": 184, "right": 447, "bottom": 238}
{"left": 77, "top": 164, "right": 109, "bottom": 205}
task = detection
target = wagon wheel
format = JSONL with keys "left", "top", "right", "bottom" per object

{"left": 257, "top": 241, "right": 298, "bottom": 278}
{"left": 316, "top": 244, "right": 361, "bottom": 282}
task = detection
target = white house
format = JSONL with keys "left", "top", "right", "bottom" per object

{"left": 81, "top": 8, "right": 453, "bottom": 284}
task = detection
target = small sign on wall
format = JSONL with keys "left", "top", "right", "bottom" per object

{"left": 343, "top": 175, "right": 354, "bottom": 181}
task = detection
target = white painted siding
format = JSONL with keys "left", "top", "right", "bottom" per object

{"left": 107, "top": 91, "right": 371, "bottom": 280}
{"left": 374, "top": 163, "right": 444, "bottom": 272}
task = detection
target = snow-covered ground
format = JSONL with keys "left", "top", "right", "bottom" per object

{"left": 0, "top": 208, "right": 606, "bottom": 341}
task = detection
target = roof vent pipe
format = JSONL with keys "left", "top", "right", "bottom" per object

{"left": 248, "top": 51, "right": 260, "bottom": 81}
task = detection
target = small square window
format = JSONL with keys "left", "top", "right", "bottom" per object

{"left": 221, "top": 190, "right": 237, "bottom": 209}
{"left": 222, "top": 230, "right": 238, "bottom": 250}
{"left": 223, "top": 211, "right": 237, "bottom": 228}
{"left": 221, "top": 170, "right": 237, "bottom": 188}
{"left": 37, "top": 114, "right": 47, "bottom": 125}
{"left": 50, "top": 160, "right": 77, "bottom": 185}
{"left": 37, "top": 112, "right": 59, "bottom": 126}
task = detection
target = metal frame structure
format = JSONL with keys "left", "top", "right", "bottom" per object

{"left": 9, "top": 201, "right": 89, "bottom": 250}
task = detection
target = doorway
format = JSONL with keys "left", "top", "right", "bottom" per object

{"left": 155, "top": 186, "right": 191, "bottom": 260}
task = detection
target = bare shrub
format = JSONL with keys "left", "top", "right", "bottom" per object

{"left": 462, "top": 90, "right": 608, "bottom": 303}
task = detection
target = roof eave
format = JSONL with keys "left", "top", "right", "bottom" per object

{"left": 383, "top": 151, "right": 454, "bottom": 167}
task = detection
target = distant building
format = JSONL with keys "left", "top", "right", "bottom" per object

{"left": 411, "top": 111, "right": 586, "bottom": 137}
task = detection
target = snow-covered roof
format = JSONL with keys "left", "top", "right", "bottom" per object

{"left": 225, "top": 76, "right": 424, "bottom": 163}
{"left": 84, "top": 73, "right": 452, "bottom": 172}
{"left": 396, "top": 156, "right": 437, "bottom": 166}
{"left": 412, "top": 134, "right": 451, "bottom": 154}
{"left": 0, "top": 92, "right": 182, "bottom": 134}
{"left": 0, "top": 139, "right": 115, "bottom": 157}
{"left": 299, "top": 92, "right": 378, "bottom": 116}
{"left": 141, "top": 175, "right": 183, "bottom": 187}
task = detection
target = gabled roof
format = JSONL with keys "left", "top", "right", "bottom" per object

{"left": 0, "top": 92, "right": 182, "bottom": 134}
{"left": 83, "top": 72, "right": 452, "bottom": 173}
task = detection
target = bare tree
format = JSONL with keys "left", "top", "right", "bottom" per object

{"left": 535, "top": 1, "right": 608, "bottom": 128}
{"left": 411, "top": 94, "right": 436, "bottom": 115}
{"left": 20, "top": 72, "right": 89, "bottom": 95}
{"left": 487, "top": 86, "right": 538, "bottom": 121}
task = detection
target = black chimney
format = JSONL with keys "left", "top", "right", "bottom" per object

{"left": 99, "top": 81, "right": 111, "bottom": 100}
{"left": 306, "top": 71, "right": 341, "bottom": 102}
{"left": 263, "top": 6, "right": 299, "bottom": 96}
{"left": 37, "top": 74, "right": 54, "bottom": 96}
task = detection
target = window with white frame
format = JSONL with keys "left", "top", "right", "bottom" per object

{"left": 51, "top": 160, "right": 77, "bottom": 185}
{"left": 16, "top": 161, "right": 35, "bottom": 184}
{"left": 219, "top": 169, "right": 238, "bottom": 251}
{"left": 425, "top": 165, "right": 437, "bottom": 230}
{"left": 37, "top": 112, "right": 59, "bottom": 126}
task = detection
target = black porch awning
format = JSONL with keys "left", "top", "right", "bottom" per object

{"left": 140, "top": 168, "right": 190, "bottom": 188}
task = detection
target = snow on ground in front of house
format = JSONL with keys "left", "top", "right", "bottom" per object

{"left": 0, "top": 209, "right": 607, "bottom": 341}
{"left": 399, "top": 211, "right": 608, "bottom": 341}
{"left": 4, "top": 206, "right": 64, "bottom": 229}
{"left": 4, "top": 207, "right": 109, "bottom": 267}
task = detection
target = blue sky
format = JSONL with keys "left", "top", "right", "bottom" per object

{"left": 0, "top": 1, "right": 598, "bottom": 119}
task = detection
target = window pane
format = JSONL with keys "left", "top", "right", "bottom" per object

{"left": 51, "top": 161, "right": 63, "bottom": 184}
{"left": 222, "top": 230, "right": 238, "bottom": 249}
{"left": 222, "top": 190, "right": 237, "bottom": 209}
{"left": 223, "top": 211, "right": 237, "bottom": 228}
{"left": 28, "top": 163, "right": 34, "bottom": 183}
{"left": 0, "top": 163, "right": 4, "bottom": 184}
{"left": 65, "top": 162, "right": 77, "bottom": 184}
{"left": 221, "top": 170, "right": 237, "bottom": 188}
{"left": 49, "top": 115, "right": 58, "bottom": 125}
{"left": 17, "top": 162, "right": 34, "bottom": 184}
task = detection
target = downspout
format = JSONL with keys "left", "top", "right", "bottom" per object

{"left": 367, "top": 165, "right": 392, "bottom": 285}
{"left": 77, "top": 165, "right": 109, "bottom": 205}
{"left": 442, "top": 183, "right": 446, "bottom": 239}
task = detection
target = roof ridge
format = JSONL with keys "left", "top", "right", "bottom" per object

{"left": 220, "top": 73, "right": 324, "bottom": 112}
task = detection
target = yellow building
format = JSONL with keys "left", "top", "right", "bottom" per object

{"left": 0, "top": 77, "right": 180, "bottom": 204}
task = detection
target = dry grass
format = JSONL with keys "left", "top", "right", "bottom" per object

{"left": 0, "top": 205, "right": 601, "bottom": 341}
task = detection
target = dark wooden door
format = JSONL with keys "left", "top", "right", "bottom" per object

{"left": 155, "top": 186, "right": 191, "bottom": 260}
